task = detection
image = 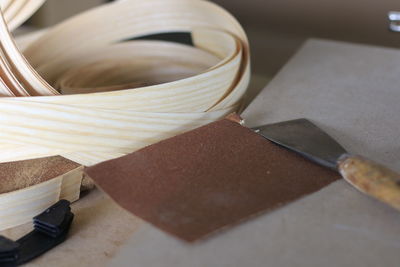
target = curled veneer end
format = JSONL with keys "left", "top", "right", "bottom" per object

{"left": 226, "top": 113, "right": 245, "bottom": 125}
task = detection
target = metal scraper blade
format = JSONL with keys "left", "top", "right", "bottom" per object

{"left": 253, "top": 119, "right": 347, "bottom": 170}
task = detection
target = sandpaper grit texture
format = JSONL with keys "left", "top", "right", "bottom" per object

{"left": 0, "top": 156, "right": 80, "bottom": 194}
{"left": 85, "top": 119, "right": 340, "bottom": 242}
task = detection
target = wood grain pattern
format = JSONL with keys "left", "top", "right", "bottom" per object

{"left": 0, "top": 165, "right": 83, "bottom": 230}
{"left": 0, "top": 0, "right": 250, "bottom": 230}
{"left": 0, "top": 0, "right": 250, "bottom": 165}
{"left": 339, "top": 155, "right": 400, "bottom": 211}
{"left": 1, "top": 0, "right": 46, "bottom": 31}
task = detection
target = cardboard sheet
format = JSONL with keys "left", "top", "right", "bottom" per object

{"left": 2, "top": 39, "right": 400, "bottom": 266}
{"left": 107, "top": 39, "right": 400, "bottom": 267}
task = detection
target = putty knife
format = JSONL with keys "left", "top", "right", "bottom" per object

{"left": 253, "top": 119, "right": 400, "bottom": 211}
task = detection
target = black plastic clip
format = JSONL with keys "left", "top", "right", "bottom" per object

{"left": 0, "top": 237, "right": 19, "bottom": 265}
{"left": 0, "top": 200, "right": 74, "bottom": 266}
{"left": 34, "top": 200, "right": 73, "bottom": 238}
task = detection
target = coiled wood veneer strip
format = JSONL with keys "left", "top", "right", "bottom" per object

{"left": 0, "top": 0, "right": 250, "bottom": 230}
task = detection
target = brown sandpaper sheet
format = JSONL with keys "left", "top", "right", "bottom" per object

{"left": 85, "top": 118, "right": 340, "bottom": 242}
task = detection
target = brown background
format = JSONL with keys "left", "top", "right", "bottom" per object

{"left": 25, "top": 0, "right": 400, "bottom": 77}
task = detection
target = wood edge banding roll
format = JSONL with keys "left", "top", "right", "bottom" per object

{"left": 0, "top": 0, "right": 251, "bottom": 231}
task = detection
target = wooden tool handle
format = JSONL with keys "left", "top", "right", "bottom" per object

{"left": 338, "top": 155, "right": 400, "bottom": 211}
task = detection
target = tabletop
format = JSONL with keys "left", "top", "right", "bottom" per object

{"left": 3, "top": 38, "right": 400, "bottom": 267}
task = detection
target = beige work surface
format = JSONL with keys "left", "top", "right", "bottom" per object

{"left": 3, "top": 39, "right": 400, "bottom": 266}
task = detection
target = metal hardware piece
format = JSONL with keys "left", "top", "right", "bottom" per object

{"left": 388, "top": 11, "right": 400, "bottom": 32}
{"left": 253, "top": 119, "right": 347, "bottom": 170}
